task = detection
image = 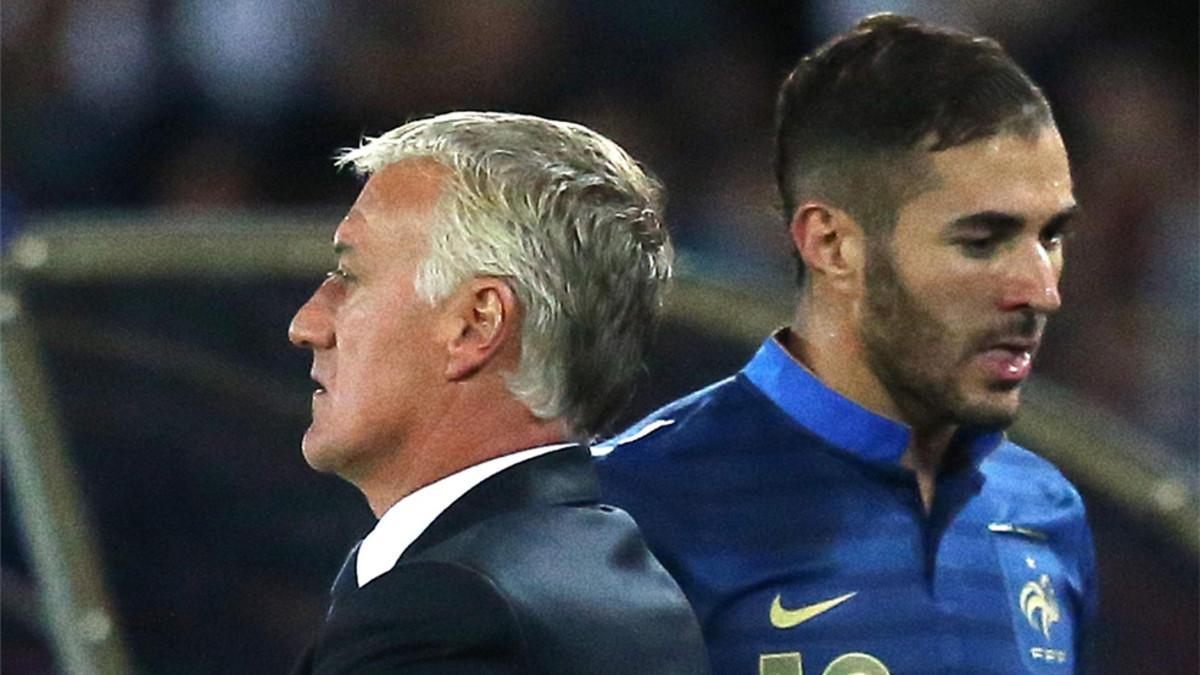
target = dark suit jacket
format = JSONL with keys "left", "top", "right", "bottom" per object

{"left": 294, "top": 446, "right": 710, "bottom": 674}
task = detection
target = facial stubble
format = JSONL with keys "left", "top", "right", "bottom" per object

{"left": 859, "top": 239, "right": 1022, "bottom": 431}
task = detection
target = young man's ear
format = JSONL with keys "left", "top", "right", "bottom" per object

{"left": 444, "top": 278, "right": 520, "bottom": 381}
{"left": 789, "top": 202, "right": 865, "bottom": 290}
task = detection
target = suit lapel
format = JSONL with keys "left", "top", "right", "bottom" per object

{"left": 292, "top": 541, "right": 362, "bottom": 674}
{"left": 402, "top": 445, "right": 598, "bottom": 559}
{"left": 296, "top": 447, "right": 600, "bottom": 673}
{"left": 327, "top": 540, "right": 361, "bottom": 617}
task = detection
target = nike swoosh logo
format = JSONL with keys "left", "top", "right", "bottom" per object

{"left": 987, "top": 522, "right": 1049, "bottom": 541}
{"left": 770, "top": 591, "right": 857, "bottom": 629}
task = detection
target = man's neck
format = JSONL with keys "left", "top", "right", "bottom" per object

{"left": 902, "top": 426, "right": 957, "bottom": 513}
{"left": 787, "top": 311, "right": 956, "bottom": 512}
{"left": 354, "top": 393, "right": 568, "bottom": 517}
{"left": 787, "top": 305, "right": 906, "bottom": 424}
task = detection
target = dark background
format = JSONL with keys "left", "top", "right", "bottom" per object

{"left": 2, "top": 1, "right": 1197, "bottom": 673}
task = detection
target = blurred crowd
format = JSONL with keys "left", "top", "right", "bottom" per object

{"left": 2, "top": 1, "right": 1200, "bottom": 456}
{"left": 3, "top": 1, "right": 1196, "bottom": 450}
{"left": 2, "top": 2, "right": 1196, "bottom": 672}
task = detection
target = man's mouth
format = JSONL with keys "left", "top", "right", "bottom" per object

{"left": 977, "top": 339, "right": 1038, "bottom": 382}
{"left": 310, "top": 372, "right": 329, "bottom": 395}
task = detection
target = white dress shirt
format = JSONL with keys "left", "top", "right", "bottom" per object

{"left": 356, "top": 442, "right": 574, "bottom": 587}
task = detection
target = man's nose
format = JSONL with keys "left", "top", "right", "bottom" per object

{"left": 999, "top": 240, "right": 1062, "bottom": 314}
{"left": 289, "top": 281, "right": 336, "bottom": 350}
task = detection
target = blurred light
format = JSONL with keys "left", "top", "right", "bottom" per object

{"left": 61, "top": 0, "right": 156, "bottom": 118}
{"left": 1152, "top": 479, "right": 1190, "bottom": 514}
{"left": 172, "top": 0, "right": 328, "bottom": 122}
{"left": 1, "top": 0, "right": 44, "bottom": 45}
{"left": 12, "top": 235, "right": 49, "bottom": 270}
{"left": 810, "top": 0, "right": 974, "bottom": 38}
{"left": 77, "top": 608, "right": 114, "bottom": 645}
{"left": 0, "top": 292, "right": 21, "bottom": 324}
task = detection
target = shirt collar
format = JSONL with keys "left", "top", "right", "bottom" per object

{"left": 742, "top": 332, "right": 1002, "bottom": 465}
{"left": 356, "top": 442, "right": 574, "bottom": 587}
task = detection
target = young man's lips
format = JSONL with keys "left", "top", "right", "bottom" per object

{"left": 978, "top": 347, "right": 1033, "bottom": 381}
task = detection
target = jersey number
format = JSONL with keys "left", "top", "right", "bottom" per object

{"left": 760, "top": 651, "right": 890, "bottom": 675}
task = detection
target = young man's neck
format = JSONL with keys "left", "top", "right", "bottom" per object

{"left": 787, "top": 302, "right": 910, "bottom": 425}
{"left": 902, "top": 425, "right": 957, "bottom": 513}
{"left": 785, "top": 312, "right": 896, "bottom": 415}
{"left": 787, "top": 307, "right": 956, "bottom": 512}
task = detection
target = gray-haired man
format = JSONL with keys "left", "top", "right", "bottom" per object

{"left": 289, "top": 112, "right": 708, "bottom": 674}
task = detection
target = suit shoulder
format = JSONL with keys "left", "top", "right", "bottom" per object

{"left": 422, "top": 504, "right": 683, "bottom": 604}
{"left": 317, "top": 560, "right": 527, "bottom": 673}
{"left": 414, "top": 505, "right": 709, "bottom": 674}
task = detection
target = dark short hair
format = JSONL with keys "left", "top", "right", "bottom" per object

{"left": 775, "top": 14, "right": 1055, "bottom": 284}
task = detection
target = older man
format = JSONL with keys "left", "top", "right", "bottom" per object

{"left": 598, "top": 15, "right": 1097, "bottom": 674}
{"left": 289, "top": 112, "right": 708, "bottom": 674}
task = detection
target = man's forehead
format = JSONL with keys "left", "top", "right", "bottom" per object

{"left": 362, "top": 158, "right": 451, "bottom": 205}
{"left": 330, "top": 158, "right": 450, "bottom": 252}
{"left": 332, "top": 213, "right": 363, "bottom": 254}
{"left": 934, "top": 129, "right": 1070, "bottom": 179}
{"left": 920, "top": 130, "right": 1075, "bottom": 214}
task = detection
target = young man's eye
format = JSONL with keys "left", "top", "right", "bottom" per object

{"left": 958, "top": 238, "right": 997, "bottom": 258}
{"left": 1040, "top": 226, "right": 1071, "bottom": 250}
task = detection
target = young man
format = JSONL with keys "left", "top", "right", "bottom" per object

{"left": 289, "top": 112, "right": 708, "bottom": 674}
{"left": 597, "top": 15, "right": 1097, "bottom": 674}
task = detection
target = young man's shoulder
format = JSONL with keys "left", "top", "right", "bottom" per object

{"left": 596, "top": 373, "right": 790, "bottom": 464}
{"left": 985, "top": 439, "right": 1086, "bottom": 506}
{"left": 980, "top": 438, "right": 1091, "bottom": 543}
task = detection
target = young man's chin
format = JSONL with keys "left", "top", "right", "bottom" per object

{"left": 955, "top": 389, "right": 1022, "bottom": 429}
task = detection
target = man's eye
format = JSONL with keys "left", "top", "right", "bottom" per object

{"left": 326, "top": 269, "right": 355, "bottom": 283}
{"left": 958, "top": 238, "right": 997, "bottom": 258}
{"left": 1040, "top": 227, "right": 1071, "bottom": 250}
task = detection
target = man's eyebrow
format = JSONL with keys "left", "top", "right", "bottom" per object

{"left": 943, "top": 204, "right": 1081, "bottom": 240}
{"left": 946, "top": 211, "right": 1025, "bottom": 234}
{"left": 333, "top": 242, "right": 354, "bottom": 256}
{"left": 1044, "top": 204, "right": 1081, "bottom": 230}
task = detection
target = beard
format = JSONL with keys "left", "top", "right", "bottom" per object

{"left": 858, "top": 240, "right": 1024, "bottom": 430}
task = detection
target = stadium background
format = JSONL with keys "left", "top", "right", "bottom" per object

{"left": 2, "top": 1, "right": 1196, "bottom": 672}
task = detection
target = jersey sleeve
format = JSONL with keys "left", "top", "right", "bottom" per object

{"left": 1074, "top": 513, "right": 1100, "bottom": 674}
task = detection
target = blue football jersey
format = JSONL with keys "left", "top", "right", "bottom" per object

{"left": 596, "top": 336, "right": 1098, "bottom": 674}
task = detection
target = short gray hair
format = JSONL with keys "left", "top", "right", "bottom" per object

{"left": 336, "top": 112, "right": 672, "bottom": 438}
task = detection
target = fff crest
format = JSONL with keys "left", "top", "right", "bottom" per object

{"left": 1019, "top": 573, "right": 1061, "bottom": 640}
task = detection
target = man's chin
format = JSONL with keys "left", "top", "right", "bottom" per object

{"left": 954, "top": 388, "right": 1022, "bottom": 429}
{"left": 301, "top": 431, "right": 342, "bottom": 473}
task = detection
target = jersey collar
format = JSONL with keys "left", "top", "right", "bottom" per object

{"left": 742, "top": 332, "right": 1002, "bottom": 466}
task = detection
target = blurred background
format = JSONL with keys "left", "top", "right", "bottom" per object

{"left": 2, "top": 1, "right": 1196, "bottom": 673}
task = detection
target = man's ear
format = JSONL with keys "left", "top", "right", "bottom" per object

{"left": 789, "top": 202, "right": 865, "bottom": 289}
{"left": 444, "top": 278, "right": 519, "bottom": 381}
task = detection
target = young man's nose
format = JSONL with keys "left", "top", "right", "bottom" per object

{"left": 998, "top": 241, "right": 1062, "bottom": 314}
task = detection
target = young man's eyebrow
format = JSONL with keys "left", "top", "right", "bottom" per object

{"left": 1043, "top": 204, "right": 1081, "bottom": 230}
{"left": 942, "top": 204, "right": 1081, "bottom": 241}
{"left": 946, "top": 211, "right": 1025, "bottom": 233}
